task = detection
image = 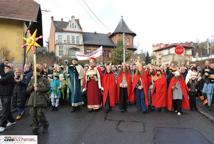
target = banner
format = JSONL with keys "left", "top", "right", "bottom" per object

{"left": 75, "top": 46, "right": 103, "bottom": 60}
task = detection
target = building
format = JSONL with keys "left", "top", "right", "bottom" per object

{"left": 110, "top": 17, "right": 136, "bottom": 51}
{"left": 83, "top": 32, "right": 115, "bottom": 62}
{"left": 0, "top": 0, "right": 43, "bottom": 64}
{"left": 152, "top": 43, "right": 193, "bottom": 65}
{"left": 49, "top": 16, "right": 84, "bottom": 59}
{"left": 48, "top": 16, "right": 136, "bottom": 62}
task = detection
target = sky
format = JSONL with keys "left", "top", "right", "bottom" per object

{"left": 35, "top": 0, "right": 214, "bottom": 53}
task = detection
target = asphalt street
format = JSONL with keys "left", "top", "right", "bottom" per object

{"left": 1, "top": 106, "right": 214, "bottom": 144}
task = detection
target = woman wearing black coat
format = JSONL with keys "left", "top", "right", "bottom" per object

{"left": 13, "top": 68, "right": 27, "bottom": 120}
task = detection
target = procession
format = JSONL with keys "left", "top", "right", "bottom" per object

{"left": 1, "top": 0, "right": 214, "bottom": 144}
{"left": 0, "top": 57, "right": 214, "bottom": 135}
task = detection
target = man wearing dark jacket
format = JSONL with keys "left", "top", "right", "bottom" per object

{"left": 0, "top": 64, "right": 15, "bottom": 133}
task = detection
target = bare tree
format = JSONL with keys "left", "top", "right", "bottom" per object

{"left": 0, "top": 46, "right": 14, "bottom": 62}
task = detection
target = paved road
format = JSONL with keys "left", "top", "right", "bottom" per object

{"left": 1, "top": 106, "right": 214, "bottom": 144}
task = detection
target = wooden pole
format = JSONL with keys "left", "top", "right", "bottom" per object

{"left": 33, "top": 46, "right": 37, "bottom": 85}
{"left": 123, "top": 32, "right": 126, "bottom": 63}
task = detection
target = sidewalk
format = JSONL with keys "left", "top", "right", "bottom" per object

{"left": 197, "top": 99, "right": 214, "bottom": 122}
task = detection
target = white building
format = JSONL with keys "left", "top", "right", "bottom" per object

{"left": 49, "top": 16, "right": 84, "bottom": 58}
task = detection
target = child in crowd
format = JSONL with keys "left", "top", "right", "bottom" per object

{"left": 50, "top": 74, "right": 61, "bottom": 111}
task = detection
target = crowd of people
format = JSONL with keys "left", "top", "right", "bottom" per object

{"left": 0, "top": 58, "right": 213, "bottom": 135}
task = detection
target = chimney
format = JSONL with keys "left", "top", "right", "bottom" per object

{"left": 94, "top": 31, "right": 97, "bottom": 34}
{"left": 51, "top": 16, "right": 54, "bottom": 21}
{"left": 107, "top": 32, "right": 111, "bottom": 37}
{"left": 61, "top": 18, "right": 63, "bottom": 21}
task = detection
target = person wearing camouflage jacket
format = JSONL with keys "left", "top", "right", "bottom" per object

{"left": 26, "top": 64, "right": 49, "bottom": 135}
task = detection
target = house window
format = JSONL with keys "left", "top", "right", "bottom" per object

{"left": 68, "top": 49, "right": 75, "bottom": 58}
{"left": 72, "top": 36, "right": 75, "bottom": 44}
{"left": 72, "top": 23, "right": 74, "bottom": 28}
{"left": 86, "top": 49, "right": 91, "bottom": 53}
{"left": 76, "top": 36, "right": 79, "bottom": 44}
{"left": 58, "top": 35, "right": 62, "bottom": 44}
{"left": 161, "top": 49, "right": 169, "bottom": 55}
{"left": 59, "top": 46, "right": 63, "bottom": 56}
{"left": 109, "top": 51, "right": 112, "bottom": 58}
{"left": 67, "top": 35, "right": 70, "bottom": 44}
{"left": 186, "top": 49, "right": 192, "bottom": 55}
{"left": 104, "top": 50, "right": 108, "bottom": 58}
{"left": 126, "top": 38, "right": 130, "bottom": 46}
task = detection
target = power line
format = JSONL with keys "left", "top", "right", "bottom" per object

{"left": 81, "top": 0, "right": 111, "bottom": 31}
{"left": 78, "top": 0, "right": 103, "bottom": 30}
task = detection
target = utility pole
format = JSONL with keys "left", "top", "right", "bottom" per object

{"left": 123, "top": 32, "right": 125, "bottom": 63}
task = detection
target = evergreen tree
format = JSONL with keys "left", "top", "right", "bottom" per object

{"left": 145, "top": 51, "right": 151, "bottom": 64}
{"left": 112, "top": 40, "right": 131, "bottom": 64}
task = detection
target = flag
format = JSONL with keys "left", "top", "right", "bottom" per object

{"left": 75, "top": 46, "right": 103, "bottom": 60}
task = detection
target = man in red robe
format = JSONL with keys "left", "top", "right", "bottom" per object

{"left": 167, "top": 70, "right": 190, "bottom": 115}
{"left": 102, "top": 64, "right": 116, "bottom": 113}
{"left": 131, "top": 63, "right": 149, "bottom": 113}
{"left": 152, "top": 69, "right": 167, "bottom": 111}
{"left": 83, "top": 57, "right": 103, "bottom": 112}
{"left": 117, "top": 63, "right": 132, "bottom": 112}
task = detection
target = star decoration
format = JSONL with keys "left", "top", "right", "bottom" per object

{"left": 23, "top": 29, "right": 42, "bottom": 54}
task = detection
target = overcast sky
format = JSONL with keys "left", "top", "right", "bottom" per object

{"left": 35, "top": 0, "right": 214, "bottom": 53}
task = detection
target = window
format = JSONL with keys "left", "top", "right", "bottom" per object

{"left": 72, "top": 23, "right": 74, "bottom": 28}
{"left": 59, "top": 46, "right": 63, "bottom": 56}
{"left": 67, "top": 35, "right": 70, "bottom": 44}
{"left": 72, "top": 36, "right": 75, "bottom": 44}
{"left": 58, "top": 35, "right": 62, "bottom": 44}
{"left": 104, "top": 50, "right": 108, "bottom": 58}
{"left": 161, "top": 49, "right": 169, "bottom": 55}
{"left": 126, "top": 38, "right": 130, "bottom": 46}
{"left": 186, "top": 49, "right": 192, "bottom": 55}
{"left": 68, "top": 49, "right": 75, "bottom": 58}
{"left": 109, "top": 51, "right": 112, "bottom": 58}
{"left": 76, "top": 36, "right": 79, "bottom": 44}
{"left": 86, "top": 49, "right": 91, "bottom": 53}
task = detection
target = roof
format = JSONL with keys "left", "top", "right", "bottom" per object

{"left": 153, "top": 43, "right": 194, "bottom": 52}
{"left": 53, "top": 19, "right": 82, "bottom": 32}
{"left": 0, "top": 0, "right": 40, "bottom": 22}
{"left": 53, "top": 21, "right": 69, "bottom": 32}
{"left": 111, "top": 17, "right": 136, "bottom": 37}
{"left": 83, "top": 32, "right": 115, "bottom": 47}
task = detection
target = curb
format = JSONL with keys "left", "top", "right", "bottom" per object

{"left": 197, "top": 107, "right": 214, "bottom": 122}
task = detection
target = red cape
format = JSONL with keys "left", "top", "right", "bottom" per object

{"left": 102, "top": 72, "right": 116, "bottom": 107}
{"left": 152, "top": 75, "right": 167, "bottom": 108}
{"left": 167, "top": 76, "right": 190, "bottom": 111}
{"left": 131, "top": 74, "right": 149, "bottom": 106}
{"left": 97, "top": 66, "right": 103, "bottom": 82}
{"left": 117, "top": 71, "right": 133, "bottom": 103}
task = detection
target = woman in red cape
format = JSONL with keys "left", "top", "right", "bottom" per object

{"left": 167, "top": 70, "right": 190, "bottom": 115}
{"left": 117, "top": 63, "right": 132, "bottom": 112}
{"left": 102, "top": 64, "right": 116, "bottom": 113}
{"left": 152, "top": 69, "right": 167, "bottom": 110}
{"left": 131, "top": 63, "right": 149, "bottom": 113}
